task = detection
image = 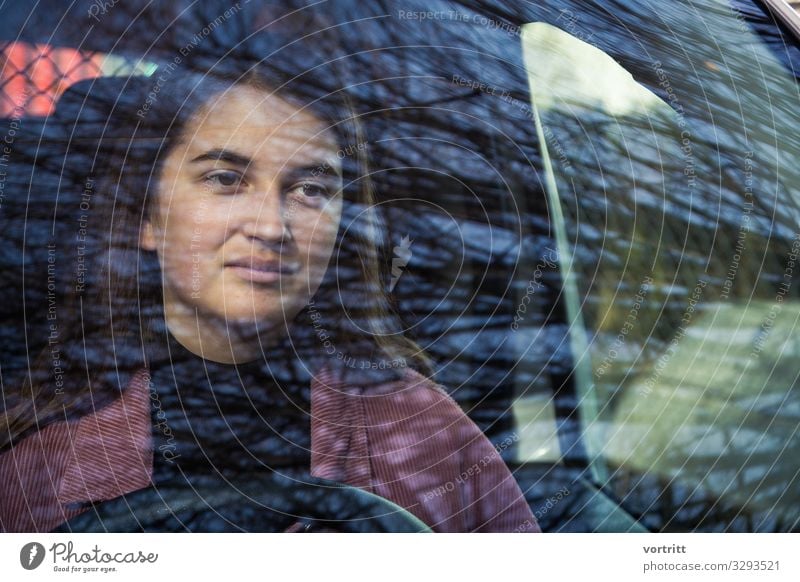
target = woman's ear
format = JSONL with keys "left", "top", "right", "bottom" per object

{"left": 140, "top": 219, "right": 157, "bottom": 251}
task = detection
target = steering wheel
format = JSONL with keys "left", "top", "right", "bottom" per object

{"left": 53, "top": 471, "right": 432, "bottom": 532}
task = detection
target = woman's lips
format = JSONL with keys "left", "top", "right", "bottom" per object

{"left": 225, "top": 260, "right": 299, "bottom": 283}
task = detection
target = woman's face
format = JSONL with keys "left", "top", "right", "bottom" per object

{"left": 140, "top": 85, "right": 343, "bottom": 361}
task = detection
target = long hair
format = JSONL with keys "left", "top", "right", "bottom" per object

{"left": 1, "top": 48, "right": 430, "bottom": 450}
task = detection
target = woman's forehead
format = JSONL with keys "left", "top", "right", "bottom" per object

{"left": 178, "top": 85, "right": 340, "bottom": 165}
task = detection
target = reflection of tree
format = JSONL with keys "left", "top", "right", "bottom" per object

{"left": 604, "top": 304, "right": 800, "bottom": 531}
{"left": 2, "top": 0, "right": 799, "bottom": 532}
{"left": 523, "top": 1, "right": 800, "bottom": 532}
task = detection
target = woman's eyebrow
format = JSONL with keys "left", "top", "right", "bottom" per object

{"left": 291, "top": 162, "right": 343, "bottom": 179}
{"left": 190, "top": 148, "right": 253, "bottom": 167}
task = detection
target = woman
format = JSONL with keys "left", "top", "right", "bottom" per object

{"left": 0, "top": 49, "right": 539, "bottom": 532}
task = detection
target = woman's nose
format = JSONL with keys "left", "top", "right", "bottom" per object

{"left": 241, "top": 184, "right": 290, "bottom": 244}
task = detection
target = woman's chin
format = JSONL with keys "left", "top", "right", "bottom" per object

{"left": 221, "top": 308, "right": 301, "bottom": 334}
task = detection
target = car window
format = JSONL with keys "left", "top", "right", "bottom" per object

{"left": 516, "top": 0, "right": 800, "bottom": 531}
{"left": 0, "top": 0, "right": 798, "bottom": 533}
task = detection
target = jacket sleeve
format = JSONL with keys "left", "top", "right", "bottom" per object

{"left": 312, "top": 364, "right": 542, "bottom": 532}
{"left": 0, "top": 422, "right": 84, "bottom": 532}
{"left": 447, "top": 402, "right": 541, "bottom": 532}
{"left": 360, "top": 366, "right": 541, "bottom": 532}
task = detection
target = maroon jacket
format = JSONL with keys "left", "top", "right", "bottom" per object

{"left": 0, "top": 365, "right": 539, "bottom": 532}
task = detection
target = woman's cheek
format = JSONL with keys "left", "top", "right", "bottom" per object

{"left": 167, "top": 255, "right": 199, "bottom": 296}
{"left": 159, "top": 218, "right": 209, "bottom": 295}
{"left": 300, "top": 225, "right": 339, "bottom": 289}
{"left": 297, "top": 206, "right": 340, "bottom": 251}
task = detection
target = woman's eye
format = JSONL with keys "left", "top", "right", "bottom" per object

{"left": 204, "top": 170, "right": 244, "bottom": 189}
{"left": 292, "top": 182, "right": 329, "bottom": 198}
